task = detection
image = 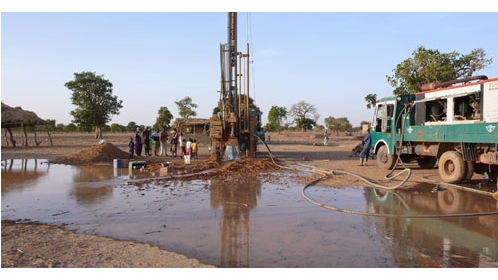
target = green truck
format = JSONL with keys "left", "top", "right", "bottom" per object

{"left": 370, "top": 75, "right": 498, "bottom": 183}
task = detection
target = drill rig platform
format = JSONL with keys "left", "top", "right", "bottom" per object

{"left": 210, "top": 12, "right": 264, "bottom": 160}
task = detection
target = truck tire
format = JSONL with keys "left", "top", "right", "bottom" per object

{"left": 417, "top": 157, "right": 437, "bottom": 169}
{"left": 437, "top": 188, "right": 462, "bottom": 213}
{"left": 462, "top": 161, "right": 474, "bottom": 182}
{"left": 438, "top": 151, "right": 465, "bottom": 183}
{"left": 377, "top": 145, "right": 396, "bottom": 170}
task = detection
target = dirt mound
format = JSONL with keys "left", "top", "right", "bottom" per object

{"left": 142, "top": 157, "right": 284, "bottom": 181}
{"left": 50, "top": 142, "right": 129, "bottom": 165}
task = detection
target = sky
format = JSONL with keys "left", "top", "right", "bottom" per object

{"left": 2, "top": 1, "right": 498, "bottom": 129}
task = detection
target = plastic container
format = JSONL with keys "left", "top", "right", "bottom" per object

{"left": 113, "top": 158, "right": 122, "bottom": 168}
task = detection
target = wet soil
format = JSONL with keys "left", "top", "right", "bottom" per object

{"left": 2, "top": 131, "right": 497, "bottom": 268}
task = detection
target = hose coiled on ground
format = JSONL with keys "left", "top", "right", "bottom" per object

{"left": 255, "top": 134, "right": 498, "bottom": 218}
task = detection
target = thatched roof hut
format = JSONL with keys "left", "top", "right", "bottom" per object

{"left": 1, "top": 102, "right": 52, "bottom": 147}
{"left": 1, "top": 102, "right": 48, "bottom": 128}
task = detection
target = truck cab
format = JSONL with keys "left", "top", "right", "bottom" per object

{"left": 370, "top": 95, "right": 416, "bottom": 170}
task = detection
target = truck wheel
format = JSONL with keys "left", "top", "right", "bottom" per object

{"left": 377, "top": 145, "right": 396, "bottom": 170}
{"left": 417, "top": 157, "right": 437, "bottom": 169}
{"left": 437, "top": 188, "right": 462, "bottom": 213}
{"left": 462, "top": 161, "right": 474, "bottom": 182}
{"left": 438, "top": 151, "right": 465, "bottom": 183}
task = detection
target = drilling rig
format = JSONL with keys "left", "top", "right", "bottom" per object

{"left": 209, "top": 12, "right": 264, "bottom": 160}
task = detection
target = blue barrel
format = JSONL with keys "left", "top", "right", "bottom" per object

{"left": 113, "top": 158, "right": 122, "bottom": 168}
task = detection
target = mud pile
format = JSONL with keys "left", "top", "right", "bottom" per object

{"left": 143, "top": 156, "right": 284, "bottom": 180}
{"left": 50, "top": 142, "right": 129, "bottom": 165}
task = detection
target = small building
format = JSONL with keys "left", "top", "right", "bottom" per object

{"left": 173, "top": 118, "right": 210, "bottom": 135}
{"left": 1, "top": 102, "right": 52, "bottom": 147}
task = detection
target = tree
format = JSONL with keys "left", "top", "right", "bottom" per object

{"left": 175, "top": 96, "right": 198, "bottom": 119}
{"left": 289, "top": 101, "right": 319, "bottom": 131}
{"left": 28, "top": 119, "right": 56, "bottom": 132}
{"left": 64, "top": 123, "right": 77, "bottom": 132}
{"left": 45, "top": 119, "right": 56, "bottom": 131}
{"left": 266, "top": 106, "right": 287, "bottom": 131}
{"left": 155, "top": 106, "right": 173, "bottom": 131}
{"left": 386, "top": 46, "right": 493, "bottom": 95}
{"left": 55, "top": 123, "right": 65, "bottom": 132}
{"left": 364, "top": 93, "right": 377, "bottom": 109}
{"left": 295, "top": 117, "right": 316, "bottom": 131}
{"left": 110, "top": 123, "right": 125, "bottom": 132}
{"left": 65, "top": 71, "right": 123, "bottom": 139}
{"left": 212, "top": 106, "right": 221, "bottom": 116}
{"left": 126, "top": 122, "right": 137, "bottom": 132}
{"left": 324, "top": 116, "right": 352, "bottom": 136}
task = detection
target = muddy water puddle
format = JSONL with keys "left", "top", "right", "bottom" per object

{"left": 2, "top": 158, "right": 498, "bottom": 267}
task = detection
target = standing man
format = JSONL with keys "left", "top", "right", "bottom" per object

{"left": 359, "top": 128, "right": 371, "bottom": 166}
{"left": 160, "top": 127, "right": 169, "bottom": 156}
{"left": 143, "top": 126, "right": 151, "bottom": 156}
{"left": 179, "top": 133, "right": 186, "bottom": 156}
{"left": 134, "top": 128, "right": 142, "bottom": 157}
{"left": 171, "top": 128, "right": 179, "bottom": 157}
{"left": 152, "top": 129, "right": 160, "bottom": 156}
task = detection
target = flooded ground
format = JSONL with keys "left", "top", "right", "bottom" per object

{"left": 2, "top": 158, "right": 498, "bottom": 268}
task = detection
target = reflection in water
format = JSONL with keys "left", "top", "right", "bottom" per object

{"left": 70, "top": 165, "right": 117, "bottom": 205}
{"left": 367, "top": 187, "right": 498, "bottom": 267}
{"left": 2, "top": 159, "right": 498, "bottom": 267}
{"left": 1, "top": 159, "right": 49, "bottom": 192}
{"left": 72, "top": 185, "right": 113, "bottom": 205}
{"left": 73, "top": 165, "right": 117, "bottom": 182}
{"left": 210, "top": 178, "right": 261, "bottom": 267}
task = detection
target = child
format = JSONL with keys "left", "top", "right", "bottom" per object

{"left": 128, "top": 137, "right": 134, "bottom": 160}
{"left": 184, "top": 138, "right": 193, "bottom": 164}
{"left": 192, "top": 139, "right": 198, "bottom": 159}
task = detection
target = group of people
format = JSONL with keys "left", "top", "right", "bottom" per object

{"left": 128, "top": 127, "right": 198, "bottom": 164}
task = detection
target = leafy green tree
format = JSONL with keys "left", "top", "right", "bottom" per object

{"left": 27, "top": 119, "right": 56, "bottom": 132}
{"left": 45, "top": 119, "right": 56, "bottom": 131}
{"left": 110, "top": 123, "right": 125, "bottom": 132}
{"left": 55, "top": 123, "right": 65, "bottom": 132}
{"left": 126, "top": 122, "right": 137, "bottom": 132}
{"left": 296, "top": 117, "right": 316, "bottom": 131}
{"left": 212, "top": 106, "right": 221, "bottom": 115}
{"left": 324, "top": 116, "right": 352, "bottom": 136}
{"left": 155, "top": 106, "right": 173, "bottom": 130}
{"left": 64, "top": 123, "right": 77, "bottom": 132}
{"left": 289, "top": 101, "right": 318, "bottom": 131}
{"left": 245, "top": 95, "right": 261, "bottom": 112}
{"left": 175, "top": 96, "right": 198, "bottom": 119}
{"left": 364, "top": 93, "right": 377, "bottom": 109}
{"left": 266, "top": 106, "right": 287, "bottom": 131}
{"left": 64, "top": 71, "right": 123, "bottom": 139}
{"left": 387, "top": 46, "right": 493, "bottom": 95}
{"left": 75, "top": 124, "right": 92, "bottom": 133}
